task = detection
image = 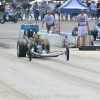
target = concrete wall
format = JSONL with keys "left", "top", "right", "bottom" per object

{"left": 19, "top": 30, "right": 76, "bottom": 47}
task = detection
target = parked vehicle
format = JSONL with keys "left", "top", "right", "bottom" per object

{"left": 0, "top": 11, "right": 18, "bottom": 24}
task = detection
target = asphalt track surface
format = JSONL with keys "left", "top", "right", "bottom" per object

{"left": 0, "top": 19, "right": 100, "bottom": 100}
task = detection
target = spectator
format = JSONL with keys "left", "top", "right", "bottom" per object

{"left": 56, "top": 1, "right": 61, "bottom": 14}
{"left": 11, "top": 0, "right": 18, "bottom": 13}
{"left": 26, "top": 0, "right": 31, "bottom": 19}
{"left": 48, "top": 1, "right": 56, "bottom": 18}
{"left": 0, "top": 1, "right": 5, "bottom": 18}
{"left": 39, "top": 1, "right": 47, "bottom": 20}
{"left": 16, "top": 5, "right": 23, "bottom": 20}
{"left": 77, "top": 9, "right": 90, "bottom": 46}
{"left": 22, "top": 1, "right": 27, "bottom": 19}
{"left": 5, "top": 3, "right": 10, "bottom": 12}
{"left": 29, "top": 5, "right": 33, "bottom": 18}
{"left": 97, "top": 0, "right": 100, "bottom": 19}
{"left": 7, "top": 5, "right": 13, "bottom": 16}
{"left": 87, "top": 1, "right": 91, "bottom": 17}
{"left": 46, "top": 1, "right": 50, "bottom": 7}
{"left": 33, "top": 1, "right": 39, "bottom": 20}
{"left": 38, "top": 2, "right": 41, "bottom": 8}
{"left": 42, "top": 10, "right": 56, "bottom": 33}
{"left": 90, "top": 0, "right": 97, "bottom": 19}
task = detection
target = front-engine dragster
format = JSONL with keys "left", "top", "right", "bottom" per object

{"left": 17, "top": 28, "right": 69, "bottom": 61}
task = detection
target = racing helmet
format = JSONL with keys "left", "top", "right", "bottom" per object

{"left": 27, "top": 29, "right": 34, "bottom": 37}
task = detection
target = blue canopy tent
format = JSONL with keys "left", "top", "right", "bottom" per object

{"left": 58, "top": 0, "right": 88, "bottom": 35}
{"left": 58, "top": 0, "right": 88, "bottom": 13}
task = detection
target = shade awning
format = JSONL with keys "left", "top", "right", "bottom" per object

{"left": 58, "top": 0, "right": 88, "bottom": 13}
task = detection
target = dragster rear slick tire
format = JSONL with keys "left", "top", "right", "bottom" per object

{"left": 17, "top": 39, "right": 27, "bottom": 57}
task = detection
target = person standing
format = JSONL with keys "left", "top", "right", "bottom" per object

{"left": 90, "top": 1, "right": 97, "bottom": 19}
{"left": 56, "top": 1, "right": 62, "bottom": 20}
{"left": 11, "top": 0, "right": 18, "bottom": 13}
{"left": 97, "top": 0, "right": 100, "bottom": 19}
{"left": 40, "top": 1, "right": 47, "bottom": 20}
{"left": 77, "top": 9, "right": 90, "bottom": 46}
{"left": 87, "top": 1, "right": 91, "bottom": 17}
{"left": 16, "top": 5, "right": 23, "bottom": 20}
{"left": 26, "top": 1, "right": 31, "bottom": 19}
{"left": 42, "top": 10, "right": 56, "bottom": 33}
{"left": 0, "top": 1, "right": 6, "bottom": 19}
{"left": 48, "top": 1, "right": 56, "bottom": 18}
{"left": 56, "top": 1, "right": 61, "bottom": 13}
{"left": 22, "top": 1, "right": 27, "bottom": 19}
{"left": 33, "top": 1, "right": 39, "bottom": 20}
{"left": 5, "top": 3, "right": 10, "bottom": 12}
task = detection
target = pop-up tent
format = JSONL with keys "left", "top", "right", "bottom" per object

{"left": 58, "top": 0, "right": 88, "bottom": 35}
{"left": 58, "top": 0, "right": 88, "bottom": 13}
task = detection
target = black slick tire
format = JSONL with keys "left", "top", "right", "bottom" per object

{"left": 17, "top": 39, "right": 27, "bottom": 57}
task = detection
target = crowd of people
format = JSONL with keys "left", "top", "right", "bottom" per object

{"left": 0, "top": 0, "right": 58, "bottom": 20}
{"left": 0, "top": 0, "right": 100, "bottom": 21}
{"left": 59, "top": 0, "right": 100, "bottom": 20}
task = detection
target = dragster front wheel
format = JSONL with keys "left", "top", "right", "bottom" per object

{"left": 66, "top": 44, "right": 69, "bottom": 61}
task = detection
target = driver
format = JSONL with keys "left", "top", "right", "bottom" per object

{"left": 24, "top": 28, "right": 34, "bottom": 43}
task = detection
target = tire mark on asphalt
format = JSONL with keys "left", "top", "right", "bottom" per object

{"left": 0, "top": 43, "right": 12, "bottom": 49}
{"left": 0, "top": 49, "right": 100, "bottom": 93}
{"left": 48, "top": 57, "right": 100, "bottom": 76}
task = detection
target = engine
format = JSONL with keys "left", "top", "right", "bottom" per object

{"left": 24, "top": 28, "right": 49, "bottom": 55}
{"left": 30, "top": 38, "right": 48, "bottom": 54}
